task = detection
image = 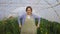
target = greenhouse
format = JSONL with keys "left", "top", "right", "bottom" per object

{"left": 0, "top": 0, "right": 60, "bottom": 34}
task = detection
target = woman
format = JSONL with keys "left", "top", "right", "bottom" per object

{"left": 18, "top": 6, "right": 40, "bottom": 34}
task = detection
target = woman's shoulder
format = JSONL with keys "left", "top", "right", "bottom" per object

{"left": 32, "top": 14, "right": 40, "bottom": 18}
{"left": 18, "top": 14, "right": 26, "bottom": 18}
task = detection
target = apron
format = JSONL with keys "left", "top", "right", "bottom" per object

{"left": 20, "top": 16, "right": 37, "bottom": 34}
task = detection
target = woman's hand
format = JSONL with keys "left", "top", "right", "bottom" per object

{"left": 19, "top": 25, "right": 21, "bottom": 28}
{"left": 37, "top": 24, "right": 40, "bottom": 28}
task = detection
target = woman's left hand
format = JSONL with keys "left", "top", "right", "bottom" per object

{"left": 37, "top": 24, "right": 40, "bottom": 28}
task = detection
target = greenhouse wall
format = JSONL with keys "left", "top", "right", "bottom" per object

{"left": 0, "top": 0, "right": 60, "bottom": 22}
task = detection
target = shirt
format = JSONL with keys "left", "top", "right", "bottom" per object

{"left": 18, "top": 13, "right": 40, "bottom": 26}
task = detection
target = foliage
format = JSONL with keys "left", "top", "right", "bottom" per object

{"left": 0, "top": 17, "right": 60, "bottom": 34}
{"left": 0, "top": 17, "right": 20, "bottom": 34}
{"left": 39, "top": 18, "right": 60, "bottom": 34}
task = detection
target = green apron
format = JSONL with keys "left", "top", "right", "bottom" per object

{"left": 20, "top": 16, "right": 37, "bottom": 34}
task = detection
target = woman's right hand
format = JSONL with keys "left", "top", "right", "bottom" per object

{"left": 19, "top": 25, "right": 21, "bottom": 28}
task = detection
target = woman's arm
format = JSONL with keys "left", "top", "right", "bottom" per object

{"left": 18, "top": 16, "right": 22, "bottom": 28}
{"left": 37, "top": 17, "right": 40, "bottom": 28}
{"left": 32, "top": 14, "right": 40, "bottom": 28}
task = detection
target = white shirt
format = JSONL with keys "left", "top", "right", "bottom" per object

{"left": 27, "top": 15, "right": 31, "bottom": 19}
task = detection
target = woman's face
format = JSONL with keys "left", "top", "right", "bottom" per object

{"left": 26, "top": 8, "right": 32, "bottom": 15}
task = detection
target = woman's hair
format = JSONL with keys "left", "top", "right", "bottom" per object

{"left": 26, "top": 6, "right": 32, "bottom": 12}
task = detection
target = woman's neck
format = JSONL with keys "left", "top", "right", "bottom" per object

{"left": 27, "top": 13, "right": 32, "bottom": 16}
